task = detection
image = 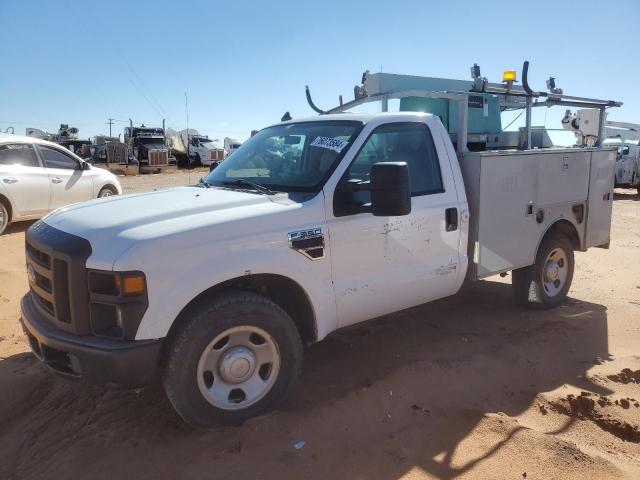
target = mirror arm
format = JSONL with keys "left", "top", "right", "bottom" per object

{"left": 345, "top": 179, "right": 371, "bottom": 193}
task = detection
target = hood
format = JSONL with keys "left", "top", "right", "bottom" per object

{"left": 43, "top": 186, "right": 298, "bottom": 269}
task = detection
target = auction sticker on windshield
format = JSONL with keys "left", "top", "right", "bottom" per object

{"left": 310, "top": 136, "right": 349, "bottom": 153}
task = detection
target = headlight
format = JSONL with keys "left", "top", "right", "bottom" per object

{"left": 89, "top": 271, "right": 146, "bottom": 296}
{"left": 88, "top": 271, "right": 148, "bottom": 339}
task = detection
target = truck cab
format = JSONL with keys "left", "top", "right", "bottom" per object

{"left": 124, "top": 126, "right": 176, "bottom": 173}
{"left": 605, "top": 139, "right": 640, "bottom": 192}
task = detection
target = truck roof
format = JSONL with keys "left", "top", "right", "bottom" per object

{"left": 280, "top": 111, "right": 433, "bottom": 126}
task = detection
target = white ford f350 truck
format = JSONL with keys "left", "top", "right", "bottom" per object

{"left": 20, "top": 66, "right": 619, "bottom": 427}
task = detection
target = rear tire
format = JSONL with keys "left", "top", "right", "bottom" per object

{"left": 512, "top": 233, "right": 574, "bottom": 309}
{"left": 0, "top": 202, "right": 9, "bottom": 235}
{"left": 162, "top": 290, "right": 303, "bottom": 429}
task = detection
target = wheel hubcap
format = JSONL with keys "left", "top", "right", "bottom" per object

{"left": 196, "top": 326, "right": 280, "bottom": 410}
{"left": 219, "top": 346, "right": 256, "bottom": 384}
{"left": 542, "top": 248, "right": 568, "bottom": 297}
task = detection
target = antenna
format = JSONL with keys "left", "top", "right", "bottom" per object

{"left": 185, "top": 92, "right": 191, "bottom": 184}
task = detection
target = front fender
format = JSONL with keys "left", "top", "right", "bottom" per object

{"left": 135, "top": 246, "right": 336, "bottom": 341}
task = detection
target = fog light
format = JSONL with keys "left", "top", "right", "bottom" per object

{"left": 90, "top": 303, "right": 123, "bottom": 338}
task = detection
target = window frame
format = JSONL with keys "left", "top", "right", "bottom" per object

{"left": 35, "top": 144, "right": 82, "bottom": 171}
{"left": 0, "top": 142, "right": 42, "bottom": 168}
{"left": 333, "top": 121, "right": 445, "bottom": 217}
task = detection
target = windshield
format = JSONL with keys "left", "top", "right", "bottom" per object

{"left": 197, "top": 137, "right": 212, "bottom": 143}
{"left": 139, "top": 136, "right": 165, "bottom": 146}
{"left": 204, "top": 121, "right": 361, "bottom": 192}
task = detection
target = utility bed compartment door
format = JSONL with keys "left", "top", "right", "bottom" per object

{"left": 475, "top": 154, "right": 539, "bottom": 277}
{"left": 585, "top": 149, "right": 615, "bottom": 248}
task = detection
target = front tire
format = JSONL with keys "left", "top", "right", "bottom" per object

{"left": 97, "top": 185, "right": 117, "bottom": 198}
{"left": 0, "top": 202, "right": 9, "bottom": 235}
{"left": 162, "top": 291, "right": 303, "bottom": 429}
{"left": 512, "top": 233, "right": 574, "bottom": 309}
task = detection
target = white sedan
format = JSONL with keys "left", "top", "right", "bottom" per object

{"left": 0, "top": 135, "right": 122, "bottom": 235}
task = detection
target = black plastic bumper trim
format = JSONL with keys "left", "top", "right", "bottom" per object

{"left": 21, "top": 293, "right": 162, "bottom": 389}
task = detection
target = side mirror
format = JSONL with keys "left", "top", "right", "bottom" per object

{"left": 344, "top": 162, "right": 411, "bottom": 217}
{"left": 370, "top": 162, "right": 411, "bottom": 216}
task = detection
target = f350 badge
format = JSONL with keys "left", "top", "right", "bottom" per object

{"left": 288, "top": 228, "right": 325, "bottom": 260}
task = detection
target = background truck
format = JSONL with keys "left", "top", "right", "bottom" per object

{"left": 90, "top": 135, "right": 120, "bottom": 164}
{"left": 166, "top": 128, "right": 224, "bottom": 167}
{"left": 20, "top": 62, "right": 618, "bottom": 429}
{"left": 223, "top": 136, "right": 242, "bottom": 157}
{"left": 26, "top": 124, "right": 93, "bottom": 159}
{"left": 123, "top": 120, "right": 176, "bottom": 173}
{"left": 563, "top": 111, "right": 640, "bottom": 193}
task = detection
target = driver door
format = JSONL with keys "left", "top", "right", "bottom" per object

{"left": 36, "top": 145, "right": 94, "bottom": 209}
{"left": 327, "top": 121, "right": 463, "bottom": 327}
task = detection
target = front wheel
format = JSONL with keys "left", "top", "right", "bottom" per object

{"left": 97, "top": 185, "right": 117, "bottom": 198}
{"left": 512, "top": 233, "right": 574, "bottom": 309}
{"left": 0, "top": 202, "right": 9, "bottom": 235}
{"left": 162, "top": 291, "right": 303, "bottom": 428}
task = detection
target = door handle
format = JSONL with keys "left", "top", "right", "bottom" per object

{"left": 445, "top": 207, "right": 458, "bottom": 232}
{"left": 51, "top": 177, "right": 63, "bottom": 184}
{"left": 2, "top": 177, "right": 18, "bottom": 184}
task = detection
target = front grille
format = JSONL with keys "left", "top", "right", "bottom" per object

{"left": 27, "top": 243, "right": 50, "bottom": 268}
{"left": 53, "top": 259, "right": 71, "bottom": 323}
{"left": 34, "top": 269, "right": 52, "bottom": 293}
{"left": 32, "top": 288, "right": 55, "bottom": 316}
{"left": 148, "top": 149, "right": 169, "bottom": 166}
{"left": 25, "top": 221, "right": 92, "bottom": 334}
{"left": 27, "top": 242, "right": 67, "bottom": 320}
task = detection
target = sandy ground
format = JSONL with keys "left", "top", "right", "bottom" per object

{"left": 0, "top": 170, "right": 639, "bottom": 480}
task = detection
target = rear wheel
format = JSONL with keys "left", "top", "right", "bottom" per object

{"left": 162, "top": 291, "right": 303, "bottom": 429}
{"left": 512, "top": 233, "right": 574, "bottom": 309}
{"left": 0, "top": 202, "right": 9, "bottom": 235}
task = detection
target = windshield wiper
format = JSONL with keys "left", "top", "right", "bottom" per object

{"left": 222, "top": 179, "right": 276, "bottom": 195}
{"left": 198, "top": 178, "right": 211, "bottom": 188}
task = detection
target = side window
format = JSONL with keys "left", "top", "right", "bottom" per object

{"left": 0, "top": 144, "right": 40, "bottom": 167}
{"left": 343, "top": 123, "right": 443, "bottom": 205}
{"left": 38, "top": 146, "right": 79, "bottom": 170}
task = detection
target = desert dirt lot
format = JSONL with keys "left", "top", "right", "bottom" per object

{"left": 0, "top": 170, "right": 639, "bottom": 479}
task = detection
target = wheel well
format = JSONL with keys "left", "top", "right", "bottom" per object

{"left": 0, "top": 194, "right": 12, "bottom": 222}
{"left": 100, "top": 184, "right": 118, "bottom": 194}
{"left": 546, "top": 220, "right": 580, "bottom": 250}
{"left": 170, "top": 274, "right": 317, "bottom": 346}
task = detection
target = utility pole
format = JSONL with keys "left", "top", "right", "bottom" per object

{"left": 106, "top": 118, "right": 115, "bottom": 137}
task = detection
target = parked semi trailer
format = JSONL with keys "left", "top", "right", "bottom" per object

{"left": 20, "top": 62, "right": 619, "bottom": 428}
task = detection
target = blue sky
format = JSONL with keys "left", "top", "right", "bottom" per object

{"left": 0, "top": 0, "right": 638, "bottom": 144}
